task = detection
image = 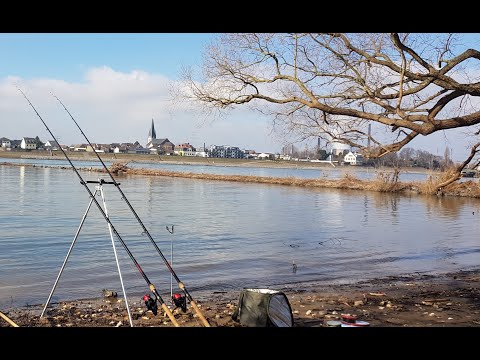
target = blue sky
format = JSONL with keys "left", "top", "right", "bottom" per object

{"left": 0, "top": 33, "right": 478, "bottom": 160}
{"left": 0, "top": 33, "right": 212, "bottom": 81}
{"left": 1, "top": 33, "right": 279, "bottom": 153}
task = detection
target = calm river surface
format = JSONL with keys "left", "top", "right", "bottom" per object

{"left": 1, "top": 159, "right": 479, "bottom": 309}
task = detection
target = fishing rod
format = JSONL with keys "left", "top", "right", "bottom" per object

{"left": 0, "top": 310, "right": 19, "bottom": 327}
{"left": 52, "top": 94, "right": 211, "bottom": 327}
{"left": 18, "top": 88, "right": 180, "bottom": 327}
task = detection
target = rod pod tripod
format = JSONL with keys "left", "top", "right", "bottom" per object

{"left": 40, "top": 179, "right": 135, "bottom": 326}
{"left": 18, "top": 87, "right": 191, "bottom": 327}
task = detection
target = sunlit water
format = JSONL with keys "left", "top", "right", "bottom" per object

{"left": 1, "top": 162, "right": 479, "bottom": 309}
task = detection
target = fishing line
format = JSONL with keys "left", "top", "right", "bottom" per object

{"left": 51, "top": 93, "right": 210, "bottom": 326}
{"left": 18, "top": 88, "right": 180, "bottom": 327}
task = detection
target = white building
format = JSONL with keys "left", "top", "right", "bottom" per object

{"left": 344, "top": 151, "right": 364, "bottom": 165}
{"left": 1, "top": 138, "right": 11, "bottom": 148}
{"left": 257, "top": 153, "right": 274, "bottom": 160}
{"left": 21, "top": 137, "right": 37, "bottom": 150}
{"left": 44, "top": 140, "right": 60, "bottom": 150}
{"left": 331, "top": 141, "right": 351, "bottom": 156}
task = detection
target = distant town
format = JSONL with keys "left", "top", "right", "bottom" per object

{"left": 0, "top": 119, "right": 468, "bottom": 171}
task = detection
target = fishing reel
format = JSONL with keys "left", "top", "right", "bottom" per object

{"left": 172, "top": 293, "right": 187, "bottom": 312}
{"left": 143, "top": 294, "right": 158, "bottom": 315}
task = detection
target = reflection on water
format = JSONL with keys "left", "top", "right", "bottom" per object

{"left": 0, "top": 164, "right": 479, "bottom": 309}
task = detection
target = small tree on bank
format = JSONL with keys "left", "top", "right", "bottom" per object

{"left": 178, "top": 33, "right": 480, "bottom": 189}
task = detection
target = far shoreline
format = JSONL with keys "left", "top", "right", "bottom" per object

{"left": 0, "top": 149, "right": 440, "bottom": 175}
{"left": 1, "top": 150, "right": 479, "bottom": 198}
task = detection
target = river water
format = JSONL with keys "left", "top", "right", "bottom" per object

{"left": 1, "top": 158, "right": 479, "bottom": 309}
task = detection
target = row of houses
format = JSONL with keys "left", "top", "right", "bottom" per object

{"left": 1, "top": 137, "right": 38, "bottom": 150}
{"left": 0, "top": 120, "right": 272, "bottom": 159}
{"left": 0, "top": 137, "right": 251, "bottom": 155}
{"left": 0, "top": 136, "right": 277, "bottom": 160}
{"left": 0, "top": 137, "right": 364, "bottom": 165}
{"left": 1, "top": 120, "right": 364, "bottom": 164}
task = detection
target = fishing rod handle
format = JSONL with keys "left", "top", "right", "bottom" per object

{"left": 161, "top": 304, "right": 180, "bottom": 327}
{"left": 0, "top": 311, "right": 19, "bottom": 327}
{"left": 150, "top": 285, "right": 180, "bottom": 327}
{"left": 178, "top": 279, "right": 210, "bottom": 326}
{"left": 190, "top": 301, "right": 211, "bottom": 327}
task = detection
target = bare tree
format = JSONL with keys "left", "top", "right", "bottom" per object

{"left": 443, "top": 145, "right": 452, "bottom": 168}
{"left": 179, "top": 33, "right": 480, "bottom": 185}
{"left": 398, "top": 147, "right": 415, "bottom": 167}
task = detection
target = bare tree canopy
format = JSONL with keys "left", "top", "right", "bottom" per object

{"left": 179, "top": 33, "right": 480, "bottom": 165}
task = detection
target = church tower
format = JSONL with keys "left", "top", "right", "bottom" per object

{"left": 148, "top": 119, "right": 156, "bottom": 144}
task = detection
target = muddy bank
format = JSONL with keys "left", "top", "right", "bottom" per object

{"left": 2, "top": 268, "right": 479, "bottom": 327}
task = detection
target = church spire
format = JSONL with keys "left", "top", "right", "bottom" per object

{"left": 148, "top": 118, "right": 156, "bottom": 143}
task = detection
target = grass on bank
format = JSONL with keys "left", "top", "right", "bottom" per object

{"left": 108, "top": 161, "right": 480, "bottom": 198}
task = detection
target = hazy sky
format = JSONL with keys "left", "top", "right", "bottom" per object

{"left": 0, "top": 33, "right": 478, "bottom": 160}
